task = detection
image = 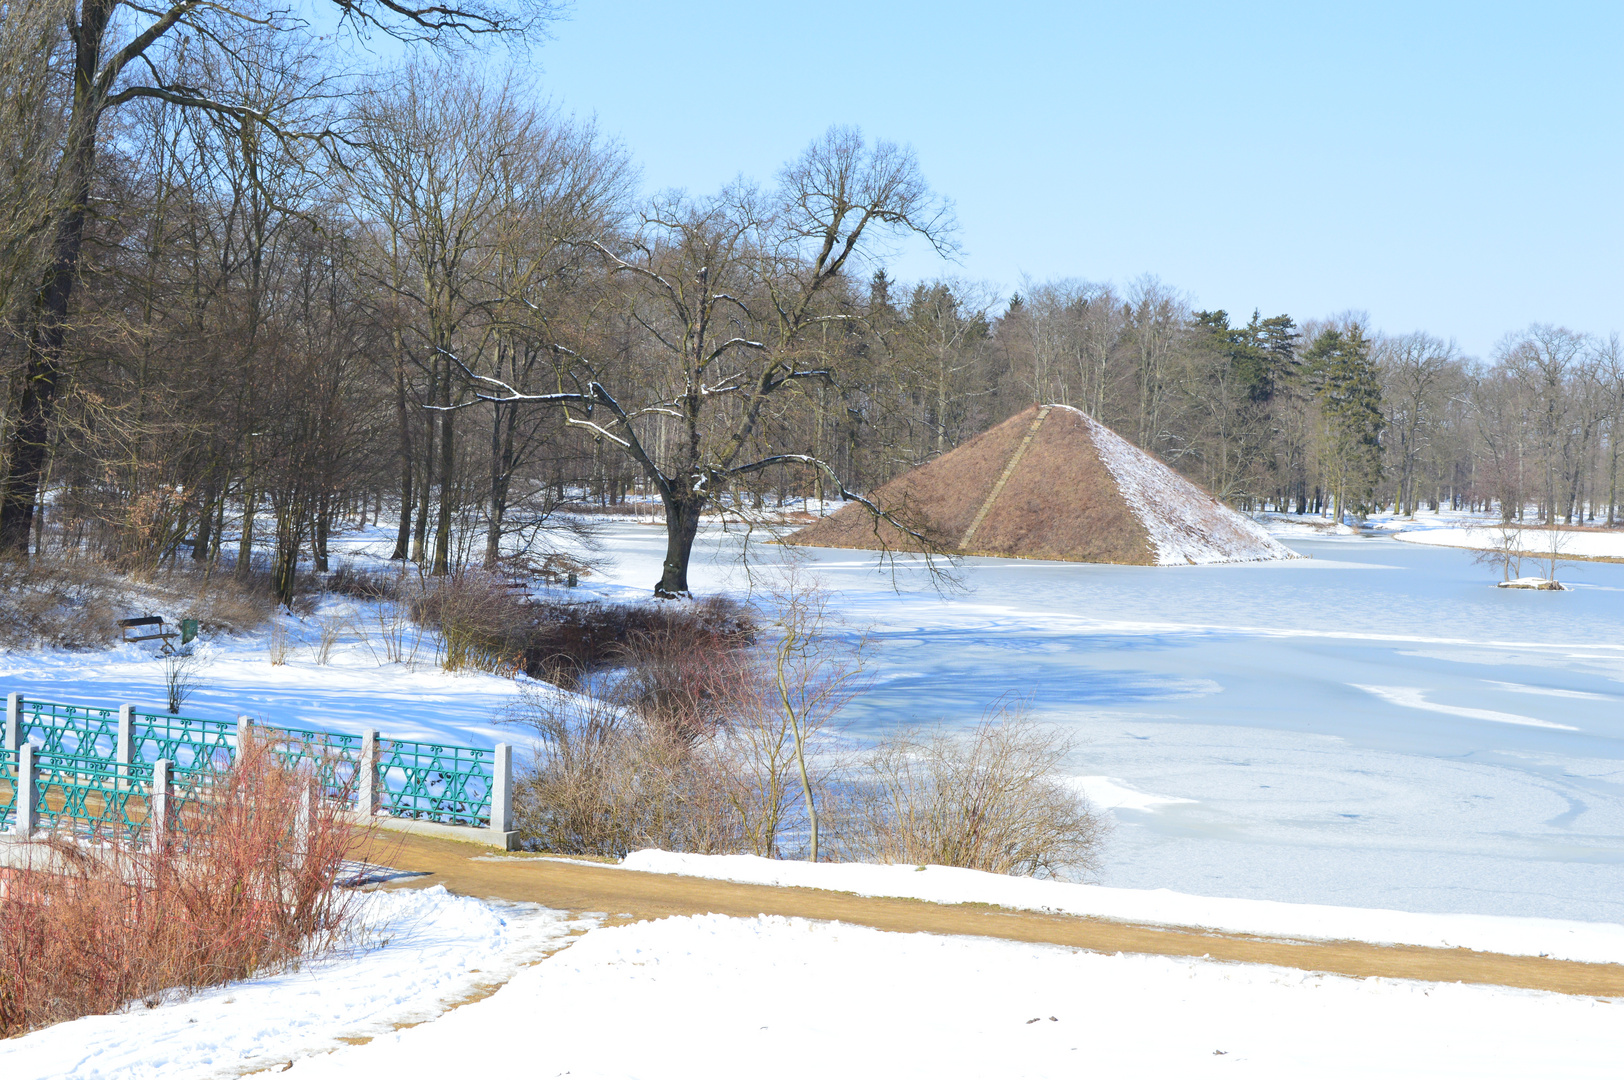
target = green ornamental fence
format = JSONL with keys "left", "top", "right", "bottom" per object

{"left": 0, "top": 747, "right": 15, "bottom": 832}
{"left": 2, "top": 694, "right": 512, "bottom": 843}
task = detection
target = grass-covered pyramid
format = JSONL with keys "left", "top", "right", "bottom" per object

{"left": 787, "top": 404, "right": 1299, "bottom": 565}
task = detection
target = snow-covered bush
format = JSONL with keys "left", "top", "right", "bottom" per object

{"left": 834, "top": 705, "right": 1109, "bottom": 879}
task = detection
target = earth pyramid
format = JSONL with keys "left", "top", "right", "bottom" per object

{"left": 786, "top": 404, "right": 1299, "bottom": 565}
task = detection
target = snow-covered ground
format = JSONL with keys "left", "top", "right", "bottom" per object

{"left": 276, "top": 908, "right": 1624, "bottom": 1080}
{"left": 1394, "top": 523, "right": 1624, "bottom": 561}
{"left": 0, "top": 886, "right": 593, "bottom": 1079}
{"left": 573, "top": 517, "right": 1624, "bottom": 923}
{"left": 6, "top": 509, "right": 1624, "bottom": 924}
{"left": 9, "top": 856, "right": 1621, "bottom": 1079}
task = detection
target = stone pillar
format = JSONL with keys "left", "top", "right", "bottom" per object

{"left": 5, "top": 692, "right": 22, "bottom": 753}
{"left": 490, "top": 742, "right": 517, "bottom": 850}
{"left": 357, "top": 729, "right": 379, "bottom": 816}
{"left": 150, "top": 758, "right": 172, "bottom": 851}
{"left": 117, "top": 705, "right": 136, "bottom": 790}
{"left": 14, "top": 743, "right": 36, "bottom": 839}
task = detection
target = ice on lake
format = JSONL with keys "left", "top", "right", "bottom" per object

{"left": 595, "top": 521, "right": 1624, "bottom": 923}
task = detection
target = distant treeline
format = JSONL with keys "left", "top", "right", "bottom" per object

{"left": 3, "top": 12, "right": 1618, "bottom": 597}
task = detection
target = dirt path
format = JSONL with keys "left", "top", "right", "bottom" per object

{"left": 373, "top": 832, "right": 1624, "bottom": 998}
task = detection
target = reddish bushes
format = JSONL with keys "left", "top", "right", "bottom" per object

{"left": 0, "top": 738, "right": 362, "bottom": 1037}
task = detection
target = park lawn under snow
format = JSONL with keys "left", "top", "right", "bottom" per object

{"left": 7, "top": 857, "right": 1622, "bottom": 1079}
{"left": 0, "top": 886, "right": 594, "bottom": 1080}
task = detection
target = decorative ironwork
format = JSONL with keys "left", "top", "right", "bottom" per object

{"left": 18, "top": 699, "right": 120, "bottom": 763}
{"left": 33, "top": 755, "right": 156, "bottom": 843}
{"left": 0, "top": 747, "right": 15, "bottom": 831}
{"left": 254, "top": 723, "right": 362, "bottom": 806}
{"left": 131, "top": 710, "right": 235, "bottom": 774}
{"left": 377, "top": 737, "right": 493, "bottom": 826}
{"left": 13, "top": 697, "right": 496, "bottom": 830}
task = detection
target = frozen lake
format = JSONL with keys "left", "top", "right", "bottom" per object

{"left": 596, "top": 521, "right": 1624, "bottom": 923}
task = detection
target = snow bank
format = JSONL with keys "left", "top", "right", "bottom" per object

{"left": 284, "top": 912, "right": 1624, "bottom": 1079}
{"left": 617, "top": 851, "right": 1624, "bottom": 965}
{"left": 1072, "top": 405, "right": 1299, "bottom": 565}
{"left": 1395, "top": 525, "right": 1624, "bottom": 561}
{"left": 0, "top": 887, "right": 588, "bottom": 1080}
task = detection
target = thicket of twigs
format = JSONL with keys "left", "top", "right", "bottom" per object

{"left": 0, "top": 738, "right": 360, "bottom": 1037}
{"left": 0, "top": 553, "right": 281, "bottom": 650}
{"left": 836, "top": 706, "right": 1109, "bottom": 878}
{"left": 507, "top": 582, "right": 1108, "bottom": 879}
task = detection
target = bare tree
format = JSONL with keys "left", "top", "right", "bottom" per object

{"left": 0, "top": 0, "right": 556, "bottom": 553}
{"left": 454, "top": 126, "right": 957, "bottom": 596}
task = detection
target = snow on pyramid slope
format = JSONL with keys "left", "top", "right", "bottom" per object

{"left": 787, "top": 403, "right": 1298, "bottom": 565}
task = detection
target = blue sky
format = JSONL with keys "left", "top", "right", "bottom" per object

{"left": 383, "top": 2, "right": 1623, "bottom": 357}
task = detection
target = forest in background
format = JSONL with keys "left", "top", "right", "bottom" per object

{"left": 4, "top": 0, "right": 1622, "bottom": 598}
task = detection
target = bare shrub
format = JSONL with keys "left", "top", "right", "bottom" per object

{"left": 0, "top": 554, "right": 119, "bottom": 649}
{"left": 412, "top": 570, "right": 534, "bottom": 674}
{"left": 266, "top": 619, "right": 292, "bottom": 666}
{"left": 170, "top": 572, "right": 277, "bottom": 636}
{"left": 323, "top": 560, "right": 403, "bottom": 601}
{"left": 520, "top": 594, "right": 755, "bottom": 687}
{"left": 0, "top": 739, "right": 362, "bottom": 1036}
{"left": 507, "top": 684, "right": 738, "bottom": 857}
{"left": 309, "top": 618, "right": 342, "bottom": 665}
{"left": 160, "top": 648, "right": 205, "bottom": 714}
{"left": 835, "top": 703, "right": 1109, "bottom": 879}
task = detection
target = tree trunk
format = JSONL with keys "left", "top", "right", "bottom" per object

{"left": 656, "top": 495, "right": 704, "bottom": 597}
{"left": 391, "top": 353, "right": 413, "bottom": 560}
{"left": 432, "top": 400, "right": 455, "bottom": 575}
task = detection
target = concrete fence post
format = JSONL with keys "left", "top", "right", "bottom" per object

{"left": 292, "top": 766, "right": 315, "bottom": 872}
{"left": 14, "top": 743, "right": 36, "bottom": 839}
{"left": 149, "top": 758, "right": 172, "bottom": 851}
{"left": 117, "top": 705, "right": 136, "bottom": 790}
{"left": 5, "top": 692, "right": 22, "bottom": 753}
{"left": 357, "top": 729, "right": 379, "bottom": 816}
{"left": 490, "top": 742, "right": 516, "bottom": 850}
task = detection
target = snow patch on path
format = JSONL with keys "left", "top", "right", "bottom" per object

{"left": 284, "top": 913, "right": 1624, "bottom": 1079}
{"left": 615, "top": 851, "right": 1624, "bottom": 965}
{"left": 0, "top": 887, "right": 590, "bottom": 1080}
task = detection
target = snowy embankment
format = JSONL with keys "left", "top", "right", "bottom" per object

{"left": 0, "top": 887, "right": 591, "bottom": 1080}
{"left": 618, "top": 851, "right": 1624, "bottom": 966}
{"left": 286, "top": 911, "right": 1620, "bottom": 1080}
{"left": 1394, "top": 524, "right": 1624, "bottom": 561}
{"left": 1077, "top": 406, "right": 1299, "bottom": 565}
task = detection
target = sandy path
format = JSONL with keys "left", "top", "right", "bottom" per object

{"left": 375, "top": 832, "right": 1624, "bottom": 998}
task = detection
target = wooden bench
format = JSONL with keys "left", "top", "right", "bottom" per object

{"left": 118, "top": 616, "right": 178, "bottom": 653}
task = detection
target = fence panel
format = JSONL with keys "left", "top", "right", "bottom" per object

{"left": 377, "top": 738, "right": 493, "bottom": 826}
{"left": 18, "top": 700, "right": 120, "bottom": 763}
{"left": 33, "top": 755, "right": 155, "bottom": 843}
{"left": 0, "top": 747, "right": 15, "bottom": 831}
{"left": 131, "top": 710, "right": 236, "bottom": 774}
{"left": 255, "top": 724, "right": 361, "bottom": 807}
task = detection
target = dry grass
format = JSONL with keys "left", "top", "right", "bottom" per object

{"left": 0, "top": 554, "right": 120, "bottom": 649}
{"left": 834, "top": 703, "right": 1109, "bottom": 879}
{"left": 507, "top": 685, "right": 740, "bottom": 858}
{"left": 0, "top": 739, "right": 361, "bottom": 1037}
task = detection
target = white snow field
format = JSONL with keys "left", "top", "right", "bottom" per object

{"left": 6, "top": 515, "right": 1624, "bottom": 922}
{"left": 1393, "top": 522, "right": 1624, "bottom": 561}
{"left": 580, "top": 517, "right": 1624, "bottom": 923}
{"left": 275, "top": 910, "right": 1622, "bottom": 1080}
{"left": 0, "top": 886, "right": 592, "bottom": 1079}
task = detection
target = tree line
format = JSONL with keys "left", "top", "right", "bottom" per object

{"left": 3, "top": 0, "right": 1620, "bottom": 598}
